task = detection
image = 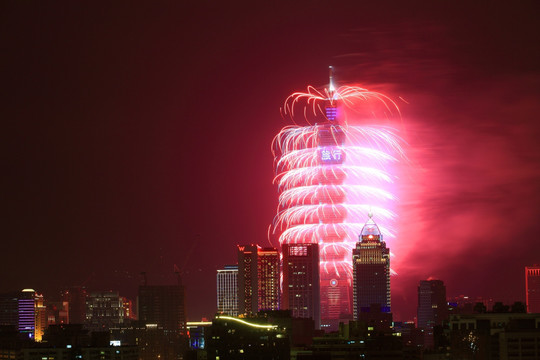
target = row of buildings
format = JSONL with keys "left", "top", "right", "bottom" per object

{"left": 217, "top": 214, "right": 392, "bottom": 331}
{"left": 218, "top": 216, "right": 540, "bottom": 333}
{"left": 0, "top": 284, "right": 187, "bottom": 359}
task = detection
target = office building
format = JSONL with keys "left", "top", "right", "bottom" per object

{"left": 258, "top": 247, "right": 280, "bottom": 311}
{"left": 352, "top": 214, "right": 391, "bottom": 320}
{"left": 0, "top": 290, "right": 46, "bottom": 340}
{"left": 216, "top": 265, "right": 238, "bottom": 316}
{"left": 526, "top": 265, "right": 540, "bottom": 313}
{"left": 282, "top": 243, "right": 320, "bottom": 328}
{"left": 238, "top": 245, "right": 259, "bottom": 316}
{"left": 18, "top": 289, "right": 36, "bottom": 339}
{"left": 138, "top": 285, "right": 186, "bottom": 334}
{"left": 417, "top": 279, "right": 447, "bottom": 348}
{"left": 85, "top": 291, "right": 129, "bottom": 331}
{"left": 237, "top": 245, "right": 280, "bottom": 316}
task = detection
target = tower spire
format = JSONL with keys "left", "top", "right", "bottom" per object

{"left": 325, "top": 66, "right": 338, "bottom": 121}
{"left": 328, "top": 66, "right": 335, "bottom": 93}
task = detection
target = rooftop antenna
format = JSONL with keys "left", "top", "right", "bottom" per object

{"left": 329, "top": 66, "right": 336, "bottom": 94}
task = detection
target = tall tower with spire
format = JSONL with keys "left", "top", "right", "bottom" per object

{"left": 272, "top": 68, "right": 402, "bottom": 330}
{"left": 352, "top": 213, "right": 391, "bottom": 319}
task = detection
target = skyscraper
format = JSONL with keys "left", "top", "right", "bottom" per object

{"left": 417, "top": 279, "right": 447, "bottom": 348}
{"left": 217, "top": 265, "right": 238, "bottom": 316}
{"left": 18, "top": 289, "right": 36, "bottom": 339}
{"left": 258, "top": 247, "right": 280, "bottom": 312}
{"left": 237, "top": 245, "right": 280, "bottom": 316}
{"left": 526, "top": 265, "right": 540, "bottom": 313}
{"left": 0, "top": 289, "right": 44, "bottom": 340}
{"left": 34, "top": 292, "right": 47, "bottom": 341}
{"left": 282, "top": 243, "right": 320, "bottom": 328}
{"left": 238, "top": 245, "right": 259, "bottom": 316}
{"left": 272, "top": 76, "right": 403, "bottom": 330}
{"left": 352, "top": 214, "right": 390, "bottom": 320}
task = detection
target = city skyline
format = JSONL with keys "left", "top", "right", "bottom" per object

{"left": 2, "top": 1, "right": 540, "bottom": 322}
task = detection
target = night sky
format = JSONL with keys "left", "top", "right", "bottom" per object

{"left": 2, "top": 1, "right": 539, "bottom": 321}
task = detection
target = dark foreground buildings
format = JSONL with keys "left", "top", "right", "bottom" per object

{"left": 205, "top": 315, "right": 289, "bottom": 360}
{"left": 447, "top": 312, "right": 540, "bottom": 360}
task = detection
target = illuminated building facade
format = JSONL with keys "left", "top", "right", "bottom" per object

{"left": 217, "top": 264, "right": 238, "bottom": 316}
{"left": 258, "top": 247, "right": 280, "bottom": 312}
{"left": 18, "top": 289, "right": 36, "bottom": 339}
{"left": 352, "top": 215, "right": 390, "bottom": 320}
{"left": 0, "top": 290, "right": 45, "bottom": 340}
{"left": 526, "top": 265, "right": 540, "bottom": 313}
{"left": 417, "top": 279, "right": 447, "bottom": 348}
{"left": 238, "top": 245, "right": 280, "bottom": 315}
{"left": 34, "top": 292, "right": 47, "bottom": 341}
{"left": 282, "top": 243, "right": 320, "bottom": 328}
{"left": 85, "top": 291, "right": 129, "bottom": 331}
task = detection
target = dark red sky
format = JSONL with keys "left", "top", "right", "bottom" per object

{"left": 2, "top": 1, "right": 539, "bottom": 321}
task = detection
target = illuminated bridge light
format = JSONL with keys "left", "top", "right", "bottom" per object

{"left": 215, "top": 315, "right": 278, "bottom": 329}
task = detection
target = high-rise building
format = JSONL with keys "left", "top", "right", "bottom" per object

{"left": 0, "top": 290, "right": 45, "bottom": 340}
{"left": 238, "top": 245, "right": 259, "bottom": 316}
{"left": 0, "top": 292, "right": 19, "bottom": 328}
{"left": 417, "top": 279, "right": 447, "bottom": 348}
{"left": 34, "top": 292, "right": 47, "bottom": 341}
{"left": 18, "top": 289, "right": 36, "bottom": 339}
{"left": 237, "top": 245, "right": 280, "bottom": 316}
{"left": 258, "top": 247, "right": 280, "bottom": 312}
{"left": 217, "top": 265, "right": 238, "bottom": 316}
{"left": 282, "top": 243, "right": 320, "bottom": 328}
{"left": 526, "top": 265, "right": 540, "bottom": 313}
{"left": 138, "top": 285, "right": 186, "bottom": 334}
{"left": 85, "top": 291, "right": 129, "bottom": 331}
{"left": 352, "top": 214, "right": 390, "bottom": 320}
{"left": 62, "top": 286, "right": 87, "bottom": 324}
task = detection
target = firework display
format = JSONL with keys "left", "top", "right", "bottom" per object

{"left": 272, "top": 76, "right": 404, "bottom": 324}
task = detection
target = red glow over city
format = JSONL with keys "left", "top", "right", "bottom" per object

{"left": 1, "top": 1, "right": 539, "bottom": 324}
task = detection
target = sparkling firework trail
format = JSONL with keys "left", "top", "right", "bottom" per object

{"left": 272, "top": 80, "right": 405, "bottom": 321}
